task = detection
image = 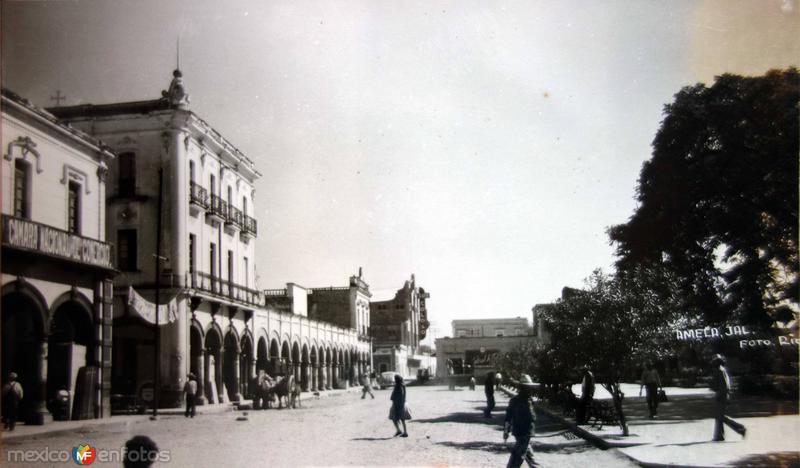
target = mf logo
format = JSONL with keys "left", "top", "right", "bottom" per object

{"left": 72, "top": 444, "right": 96, "bottom": 465}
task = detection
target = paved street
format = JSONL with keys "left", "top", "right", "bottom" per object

{"left": 2, "top": 385, "right": 636, "bottom": 467}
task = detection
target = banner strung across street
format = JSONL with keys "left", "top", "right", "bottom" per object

{"left": 126, "top": 287, "right": 178, "bottom": 325}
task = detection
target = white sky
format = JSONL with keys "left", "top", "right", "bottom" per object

{"left": 3, "top": 0, "right": 797, "bottom": 342}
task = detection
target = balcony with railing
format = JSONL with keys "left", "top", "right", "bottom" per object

{"left": 190, "top": 271, "right": 263, "bottom": 307}
{"left": 189, "top": 181, "right": 209, "bottom": 214}
{"left": 241, "top": 214, "right": 257, "bottom": 240}
{"left": 207, "top": 194, "right": 225, "bottom": 223}
{"left": 225, "top": 205, "right": 243, "bottom": 233}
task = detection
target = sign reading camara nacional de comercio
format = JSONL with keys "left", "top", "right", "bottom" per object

{"left": 2, "top": 215, "right": 113, "bottom": 269}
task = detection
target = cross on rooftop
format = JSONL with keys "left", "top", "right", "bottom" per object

{"left": 50, "top": 90, "right": 66, "bottom": 106}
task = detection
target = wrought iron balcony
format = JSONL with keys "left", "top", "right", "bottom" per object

{"left": 192, "top": 271, "right": 264, "bottom": 307}
{"left": 241, "top": 214, "right": 258, "bottom": 240}
{"left": 189, "top": 181, "right": 209, "bottom": 212}
{"left": 207, "top": 194, "right": 226, "bottom": 223}
{"left": 225, "top": 205, "right": 243, "bottom": 231}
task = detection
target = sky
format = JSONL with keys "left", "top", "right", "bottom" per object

{"left": 2, "top": 0, "right": 798, "bottom": 343}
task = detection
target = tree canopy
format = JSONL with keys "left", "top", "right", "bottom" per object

{"left": 609, "top": 69, "right": 799, "bottom": 327}
{"left": 536, "top": 269, "right": 680, "bottom": 435}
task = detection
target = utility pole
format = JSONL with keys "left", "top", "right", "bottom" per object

{"left": 151, "top": 168, "right": 164, "bottom": 420}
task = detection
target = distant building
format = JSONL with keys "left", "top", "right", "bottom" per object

{"left": 1, "top": 88, "right": 116, "bottom": 424}
{"left": 452, "top": 317, "right": 530, "bottom": 338}
{"left": 370, "top": 275, "right": 434, "bottom": 377}
{"left": 436, "top": 317, "right": 541, "bottom": 377}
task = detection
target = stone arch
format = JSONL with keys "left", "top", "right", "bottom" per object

{"left": 189, "top": 319, "right": 206, "bottom": 404}
{"left": 2, "top": 281, "right": 48, "bottom": 424}
{"left": 223, "top": 330, "right": 241, "bottom": 402}
{"left": 239, "top": 331, "right": 254, "bottom": 398}
{"left": 204, "top": 323, "right": 224, "bottom": 403}
{"left": 256, "top": 335, "right": 269, "bottom": 375}
{"left": 300, "top": 344, "right": 310, "bottom": 391}
{"left": 291, "top": 341, "right": 301, "bottom": 383}
{"left": 47, "top": 292, "right": 95, "bottom": 419}
{"left": 280, "top": 340, "right": 291, "bottom": 375}
{"left": 310, "top": 345, "right": 319, "bottom": 391}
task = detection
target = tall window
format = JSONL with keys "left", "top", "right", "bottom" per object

{"left": 209, "top": 243, "right": 217, "bottom": 278}
{"left": 14, "top": 160, "right": 30, "bottom": 218}
{"left": 242, "top": 196, "right": 248, "bottom": 216}
{"left": 68, "top": 182, "right": 81, "bottom": 234}
{"left": 227, "top": 186, "right": 232, "bottom": 205}
{"left": 188, "top": 234, "right": 196, "bottom": 275}
{"left": 117, "top": 229, "right": 138, "bottom": 271}
{"left": 189, "top": 160, "right": 196, "bottom": 184}
{"left": 118, "top": 153, "right": 136, "bottom": 197}
{"left": 227, "top": 250, "right": 234, "bottom": 286}
{"left": 210, "top": 174, "right": 216, "bottom": 197}
{"left": 243, "top": 257, "right": 249, "bottom": 288}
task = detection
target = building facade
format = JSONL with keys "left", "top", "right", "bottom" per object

{"left": 1, "top": 89, "right": 116, "bottom": 423}
{"left": 451, "top": 317, "right": 530, "bottom": 338}
{"left": 370, "top": 275, "right": 433, "bottom": 377}
{"left": 436, "top": 317, "right": 537, "bottom": 377}
{"left": 50, "top": 71, "right": 369, "bottom": 410}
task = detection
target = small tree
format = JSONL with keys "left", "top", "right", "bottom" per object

{"left": 537, "top": 269, "right": 680, "bottom": 436}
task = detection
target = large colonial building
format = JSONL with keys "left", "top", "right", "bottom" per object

{"left": 370, "top": 275, "right": 434, "bottom": 377}
{"left": 50, "top": 71, "right": 369, "bottom": 409}
{"left": 1, "top": 89, "right": 116, "bottom": 423}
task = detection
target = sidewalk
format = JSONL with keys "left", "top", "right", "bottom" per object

{"left": 524, "top": 384, "right": 799, "bottom": 467}
{"left": 0, "top": 385, "right": 362, "bottom": 443}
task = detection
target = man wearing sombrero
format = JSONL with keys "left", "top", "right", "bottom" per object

{"left": 183, "top": 373, "right": 198, "bottom": 418}
{"left": 503, "top": 374, "right": 537, "bottom": 467}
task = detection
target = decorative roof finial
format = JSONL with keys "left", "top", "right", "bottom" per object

{"left": 163, "top": 68, "right": 190, "bottom": 109}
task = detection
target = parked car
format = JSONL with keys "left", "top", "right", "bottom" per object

{"left": 377, "top": 371, "right": 398, "bottom": 389}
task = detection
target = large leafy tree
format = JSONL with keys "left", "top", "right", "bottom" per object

{"left": 609, "top": 69, "right": 799, "bottom": 327}
{"left": 537, "top": 269, "right": 680, "bottom": 436}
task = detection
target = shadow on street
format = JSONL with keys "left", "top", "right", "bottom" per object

{"left": 729, "top": 451, "right": 800, "bottom": 467}
{"left": 435, "top": 440, "right": 509, "bottom": 453}
{"left": 413, "top": 411, "right": 505, "bottom": 426}
{"left": 622, "top": 394, "right": 798, "bottom": 424}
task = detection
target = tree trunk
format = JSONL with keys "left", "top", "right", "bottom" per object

{"left": 605, "top": 382, "right": 629, "bottom": 436}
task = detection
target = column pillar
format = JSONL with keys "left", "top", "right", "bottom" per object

{"left": 311, "top": 364, "right": 318, "bottom": 391}
{"left": 195, "top": 350, "right": 207, "bottom": 405}
{"left": 232, "top": 351, "right": 242, "bottom": 402}
{"left": 32, "top": 340, "right": 48, "bottom": 425}
{"left": 216, "top": 350, "right": 226, "bottom": 403}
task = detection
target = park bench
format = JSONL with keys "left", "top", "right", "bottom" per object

{"left": 586, "top": 400, "right": 619, "bottom": 430}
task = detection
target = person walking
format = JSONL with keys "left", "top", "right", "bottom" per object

{"left": 576, "top": 365, "right": 595, "bottom": 424}
{"left": 389, "top": 374, "right": 409, "bottom": 437}
{"left": 360, "top": 373, "right": 374, "bottom": 399}
{"left": 710, "top": 354, "right": 746, "bottom": 441}
{"left": 484, "top": 372, "right": 496, "bottom": 417}
{"left": 183, "top": 373, "right": 197, "bottom": 418}
{"left": 2, "top": 372, "right": 24, "bottom": 431}
{"left": 639, "top": 361, "right": 662, "bottom": 418}
{"left": 503, "top": 374, "right": 537, "bottom": 468}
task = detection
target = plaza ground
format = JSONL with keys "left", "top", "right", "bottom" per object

{"left": 2, "top": 384, "right": 634, "bottom": 467}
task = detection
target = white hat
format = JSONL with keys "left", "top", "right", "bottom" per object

{"left": 518, "top": 374, "right": 536, "bottom": 387}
